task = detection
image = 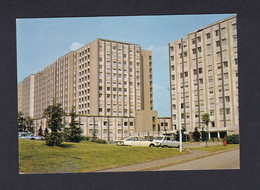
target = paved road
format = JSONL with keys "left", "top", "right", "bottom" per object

{"left": 154, "top": 149, "right": 240, "bottom": 171}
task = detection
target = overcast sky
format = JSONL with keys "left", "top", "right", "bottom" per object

{"left": 16, "top": 14, "right": 235, "bottom": 117}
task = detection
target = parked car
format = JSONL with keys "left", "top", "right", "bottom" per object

{"left": 115, "top": 136, "right": 157, "bottom": 147}
{"left": 150, "top": 136, "right": 180, "bottom": 148}
{"left": 18, "top": 132, "right": 44, "bottom": 140}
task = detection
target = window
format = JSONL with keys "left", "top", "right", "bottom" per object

{"left": 234, "top": 58, "right": 238, "bottom": 65}
{"left": 199, "top": 78, "right": 203, "bottom": 84}
{"left": 207, "top": 44, "right": 211, "bottom": 52}
{"left": 193, "top": 69, "right": 197, "bottom": 75}
{"left": 215, "top": 30, "right": 219, "bottom": 36}
{"left": 206, "top": 33, "right": 211, "bottom": 39}
{"left": 216, "top": 41, "right": 220, "bottom": 47}
{"left": 225, "top": 96, "right": 230, "bottom": 102}
{"left": 192, "top": 49, "right": 196, "bottom": 55}
{"left": 223, "top": 61, "right": 228, "bottom": 67}
{"left": 180, "top": 73, "right": 183, "bottom": 78}
{"left": 224, "top": 73, "right": 229, "bottom": 80}
{"left": 184, "top": 52, "right": 187, "bottom": 57}
{"left": 199, "top": 68, "right": 203, "bottom": 74}
{"left": 192, "top": 39, "right": 195, "bottom": 44}
{"left": 232, "top": 23, "right": 237, "bottom": 31}
{"left": 185, "top": 72, "right": 188, "bottom": 77}
{"left": 170, "top": 56, "right": 174, "bottom": 61}
{"left": 172, "top": 75, "right": 175, "bottom": 80}
{"left": 170, "top": 46, "right": 174, "bottom": 52}
{"left": 226, "top": 108, "right": 230, "bottom": 114}
{"left": 197, "top": 36, "right": 201, "bottom": 42}
{"left": 178, "top": 43, "right": 182, "bottom": 49}
{"left": 222, "top": 39, "right": 227, "bottom": 46}
{"left": 197, "top": 47, "right": 202, "bottom": 52}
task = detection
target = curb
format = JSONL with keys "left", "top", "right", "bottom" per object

{"left": 134, "top": 147, "right": 239, "bottom": 171}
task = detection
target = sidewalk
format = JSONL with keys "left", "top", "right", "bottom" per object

{"left": 97, "top": 146, "right": 238, "bottom": 172}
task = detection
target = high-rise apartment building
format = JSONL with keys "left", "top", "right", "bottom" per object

{"left": 18, "top": 39, "right": 158, "bottom": 141}
{"left": 18, "top": 74, "right": 35, "bottom": 118}
{"left": 168, "top": 15, "right": 239, "bottom": 138}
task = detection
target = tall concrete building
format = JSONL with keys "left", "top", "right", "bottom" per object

{"left": 18, "top": 39, "right": 158, "bottom": 141}
{"left": 168, "top": 15, "right": 239, "bottom": 138}
{"left": 18, "top": 74, "right": 35, "bottom": 118}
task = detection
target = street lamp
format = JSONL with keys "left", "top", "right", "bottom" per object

{"left": 178, "top": 91, "right": 182, "bottom": 152}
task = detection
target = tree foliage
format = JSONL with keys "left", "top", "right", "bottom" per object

{"left": 202, "top": 113, "right": 210, "bottom": 127}
{"left": 224, "top": 134, "right": 239, "bottom": 144}
{"left": 44, "top": 103, "right": 65, "bottom": 146}
{"left": 65, "top": 108, "right": 83, "bottom": 143}
{"left": 192, "top": 127, "right": 201, "bottom": 142}
{"left": 38, "top": 126, "right": 43, "bottom": 136}
{"left": 25, "top": 116, "right": 34, "bottom": 133}
{"left": 18, "top": 111, "right": 25, "bottom": 132}
{"left": 201, "top": 130, "right": 207, "bottom": 142}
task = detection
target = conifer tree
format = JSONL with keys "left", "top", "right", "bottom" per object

{"left": 44, "top": 102, "right": 65, "bottom": 146}
{"left": 67, "top": 108, "right": 83, "bottom": 143}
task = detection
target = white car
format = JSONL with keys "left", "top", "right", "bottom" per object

{"left": 150, "top": 136, "right": 180, "bottom": 148}
{"left": 18, "top": 132, "right": 44, "bottom": 140}
{"left": 115, "top": 136, "right": 154, "bottom": 147}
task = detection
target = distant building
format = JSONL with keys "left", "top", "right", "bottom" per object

{"left": 18, "top": 74, "right": 34, "bottom": 118}
{"left": 18, "top": 39, "right": 158, "bottom": 141}
{"left": 168, "top": 15, "right": 239, "bottom": 138}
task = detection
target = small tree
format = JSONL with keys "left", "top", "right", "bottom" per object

{"left": 18, "top": 111, "right": 25, "bottom": 132}
{"left": 201, "top": 130, "right": 207, "bottom": 142}
{"left": 44, "top": 103, "right": 65, "bottom": 146}
{"left": 25, "top": 116, "right": 34, "bottom": 133}
{"left": 38, "top": 126, "right": 43, "bottom": 136}
{"left": 66, "top": 108, "right": 83, "bottom": 143}
{"left": 44, "top": 128, "right": 49, "bottom": 137}
{"left": 202, "top": 113, "right": 210, "bottom": 147}
{"left": 192, "top": 127, "right": 201, "bottom": 142}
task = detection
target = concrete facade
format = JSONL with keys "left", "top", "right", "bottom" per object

{"left": 18, "top": 75, "right": 35, "bottom": 117}
{"left": 18, "top": 38, "right": 158, "bottom": 141}
{"left": 169, "top": 15, "right": 239, "bottom": 137}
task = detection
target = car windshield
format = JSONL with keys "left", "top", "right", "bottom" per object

{"left": 154, "top": 137, "right": 163, "bottom": 140}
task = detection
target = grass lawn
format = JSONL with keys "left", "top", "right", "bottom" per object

{"left": 189, "top": 144, "right": 239, "bottom": 152}
{"left": 19, "top": 139, "right": 188, "bottom": 174}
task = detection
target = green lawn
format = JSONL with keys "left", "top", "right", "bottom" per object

{"left": 189, "top": 144, "right": 239, "bottom": 152}
{"left": 19, "top": 140, "right": 188, "bottom": 174}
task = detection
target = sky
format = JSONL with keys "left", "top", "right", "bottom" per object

{"left": 17, "top": 14, "right": 235, "bottom": 117}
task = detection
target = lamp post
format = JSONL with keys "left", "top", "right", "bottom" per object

{"left": 178, "top": 91, "right": 182, "bottom": 152}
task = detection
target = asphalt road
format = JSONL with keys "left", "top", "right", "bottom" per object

{"left": 154, "top": 149, "right": 240, "bottom": 171}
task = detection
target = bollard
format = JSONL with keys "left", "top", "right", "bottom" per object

{"left": 223, "top": 141, "right": 227, "bottom": 146}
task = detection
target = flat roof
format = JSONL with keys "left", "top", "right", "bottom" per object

{"left": 188, "top": 15, "right": 236, "bottom": 35}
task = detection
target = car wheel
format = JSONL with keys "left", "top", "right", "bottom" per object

{"left": 31, "top": 138, "right": 35, "bottom": 140}
{"left": 149, "top": 144, "right": 155, "bottom": 147}
{"left": 163, "top": 145, "right": 167, "bottom": 148}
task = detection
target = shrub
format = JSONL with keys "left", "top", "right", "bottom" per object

{"left": 224, "top": 134, "right": 239, "bottom": 144}
{"left": 45, "top": 132, "right": 63, "bottom": 146}
{"left": 90, "top": 137, "right": 107, "bottom": 144}
{"left": 192, "top": 127, "right": 201, "bottom": 142}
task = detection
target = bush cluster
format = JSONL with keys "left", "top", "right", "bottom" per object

{"left": 82, "top": 136, "right": 107, "bottom": 144}
{"left": 224, "top": 134, "right": 239, "bottom": 144}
